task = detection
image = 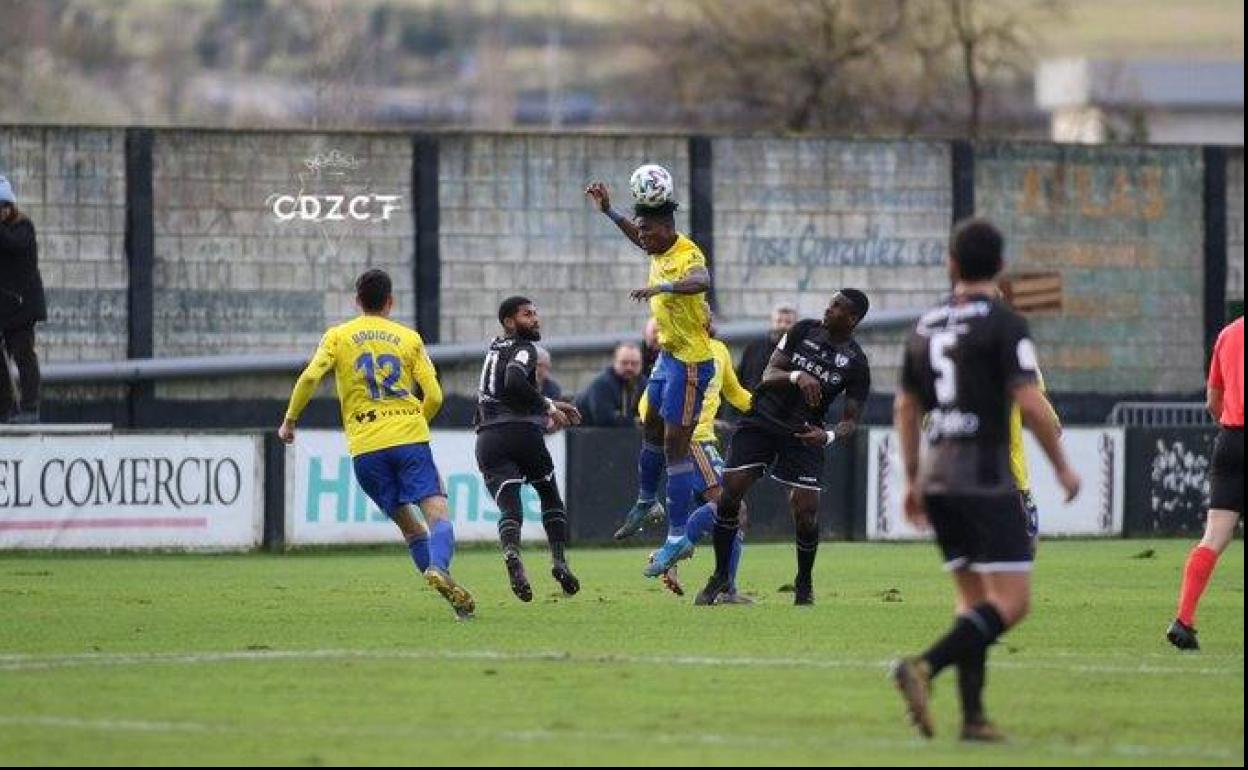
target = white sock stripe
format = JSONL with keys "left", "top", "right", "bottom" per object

{"left": 491, "top": 478, "right": 524, "bottom": 506}
{"left": 965, "top": 609, "right": 993, "bottom": 637}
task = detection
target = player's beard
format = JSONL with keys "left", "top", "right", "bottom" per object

{"left": 518, "top": 327, "right": 541, "bottom": 341}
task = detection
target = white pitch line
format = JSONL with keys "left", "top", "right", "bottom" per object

{"left": 0, "top": 648, "right": 1239, "bottom": 676}
{"left": 0, "top": 714, "right": 1239, "bottom": 763}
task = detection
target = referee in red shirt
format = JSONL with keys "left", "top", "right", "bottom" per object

{"left": 1168, "top": 316, "right": 1244, "bottom": 650}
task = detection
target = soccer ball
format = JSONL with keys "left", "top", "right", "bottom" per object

{"left": 629, "top": 164, "right": 675, "bottom": 207}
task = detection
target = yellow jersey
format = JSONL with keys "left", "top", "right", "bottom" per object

{"left": 284, "top": 314, "right": 443, "bottom": 457}
{"left": 648, "top": 234, "right": 713, "bottom": 363}
{"left": 1008, "top": 368, "right": 1056, "bottom": 492}
{"left": 640, "top": 339, "right": 751, "bottom": 444}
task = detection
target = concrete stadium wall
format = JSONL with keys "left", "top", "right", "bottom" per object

{"left": 148, "top": 131, "right": 415, "bottom": 401}
{"left": 975, "top": 143, "right": 1207, "bottom": 393}
{"left": 0, "top": 127, "right": 129, "bottom": 409}
{"left": 0, "top": 126, "right": 1239, "bottom": 425}
{"left": 435, "top": 133, "right": 688, "bottom": 395}
{"left": 712, "top": 139, "right": 952, "bottom": 389}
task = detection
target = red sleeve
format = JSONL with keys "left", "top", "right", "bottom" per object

{"left": 1208, "top": 331, "right": 1225, "bottom": 389}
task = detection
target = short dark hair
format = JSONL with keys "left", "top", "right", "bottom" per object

{"left": 498, "top": 295, "right": 533, "bottom": 326}
{"left": 950, "top": 218, "right": 1004, "bottom": 281}
{"left": 356, "top": 269, "right": 392, "bottom": 312}
{"left": 840, "top": 288, "right": 869, "bottom": 324}
{"left": 633, "top": 199, "right": 678, "bottom": 222}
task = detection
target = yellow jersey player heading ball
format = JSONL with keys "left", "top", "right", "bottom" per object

{"left": 586, "top": 167, "right": 716, "bottom": 584}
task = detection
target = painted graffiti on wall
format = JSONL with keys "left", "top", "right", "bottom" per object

{"left": 976, "top": 144, "right": 1205, "bottom": 392}
{"left": 740, "top": 223, "right": 945, "bottom": 290}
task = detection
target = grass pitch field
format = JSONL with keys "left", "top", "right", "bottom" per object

{"left": 1, "top": 540, "right": 1242, "bottom": 766}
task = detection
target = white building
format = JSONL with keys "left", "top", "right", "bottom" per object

{"left": 1036, "top": 58, "right": 1243, "bottom": 144}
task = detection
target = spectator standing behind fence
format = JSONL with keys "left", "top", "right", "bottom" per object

{"left": 737, "top": 302, "right": 797, "bottom": 391}
{"left": 0, "top": 176, "right": 45, "bottom": 424}
{"left": 575, "top": 342, "right": 647, "bottom": 427}
{"left": 535, "top": 345, "right": 563, "bottom": 400}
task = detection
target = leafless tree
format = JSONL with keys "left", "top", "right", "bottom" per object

{"left": 648, "top": 0, "right": 1063, "bottom": 136}
{"left": 657, "top": 0, "right": 908, "bottom": 132}
{"left": 944, "top": 0, "right": 1063, "bottom": 137}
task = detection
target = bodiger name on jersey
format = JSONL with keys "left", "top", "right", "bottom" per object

{"left": 745, "top": 318, "right": 870, "bottom": 433}
{"left": 902, "top": 295, "right": 1039, "bottom": 495}
{"left": 476, "top": 336, "right": 549, "bottom": 429}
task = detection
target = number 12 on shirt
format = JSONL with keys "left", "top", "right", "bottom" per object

{"left": 354, "top": 352, "right": 408, "bottom": 399}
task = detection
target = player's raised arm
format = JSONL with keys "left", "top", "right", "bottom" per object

{"left": 279, "top": 330, "right": 337, "bottom": 443}
{"left": 586, "top": 181, "right": 643, "bottom": 250}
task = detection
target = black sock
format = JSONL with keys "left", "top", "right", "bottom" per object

{"left": 712, "top": 513, "right": 739, "bottom": 579}
{"left": 795, "top": 526, "right": 819, "bottom": 588}
{"left": 542, "top": 509, "right": 568, "bottom": 563}
{"left": 922, "top": 602, "right": 1006, "bottom": 677}
{"left": 957, "top": 643, "right": 988, "bottom": 724}
{"left": 496, "top": 483, "right": 523, "bottom": 557}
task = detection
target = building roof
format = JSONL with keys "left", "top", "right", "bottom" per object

{"left": 1036, "top": 58, "right": 1244, "bottom": 110}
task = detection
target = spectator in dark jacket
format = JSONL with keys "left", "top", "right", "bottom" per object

{"left": 0, "top": 176, "right": 45, "bottom": 424}
{"left": 575, "top": 342, "right": 647, "bottom": 427}
{"left": 736, "top": 301, "right": 796, "bottom": 391}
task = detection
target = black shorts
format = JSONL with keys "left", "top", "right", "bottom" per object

{"left": 1210, "top": 427, "right": 1244, "bottom": 514}
{"left": 475, "top": 422, "right": 555, "bottom": 498}
{"left": 926, "top": 493, "right": 1034, "bottom": 573}
{"left": 725, "top": 422, "right": 823, "bottom": 491}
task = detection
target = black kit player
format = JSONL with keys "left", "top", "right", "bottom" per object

{"left": 694, "top": 290, "right": 872, "bottom": 607}
{"left": 890, "top": 218, "right": 1080, "bottom": 742}
{"left": 475, "top": 296, "right": 584, "bottom": 602}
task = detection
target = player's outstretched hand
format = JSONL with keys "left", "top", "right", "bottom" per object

{"left": 794, "top": 424, "right": 828, "bottom": 448}
{"left": 556, "top": 402, "right": 582, "bottom": 426}
{"left": 793, "top": 371, "right": 822, "bottom": 407}
{"left": 277, "top": 419, "right": 296, "bottom": 445}
{"left": 1057, "top": 465, "right": 1081, "bottom": 502}
{"left": 903, "top": 484, "right": 928, "bottom": 529}
{"left": 585, "top": 181, "right": 611, "bottom": 212}
{"left": 630, "top": 286, "right": 659, "bottom": 302}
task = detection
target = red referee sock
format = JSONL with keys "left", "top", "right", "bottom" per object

{"left": 1177, "top": 545, "right": 1220, "bottom": 627}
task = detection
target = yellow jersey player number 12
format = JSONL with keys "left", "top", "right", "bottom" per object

{"left": 278, "top": 268, "right": 475, "bottom": 621}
